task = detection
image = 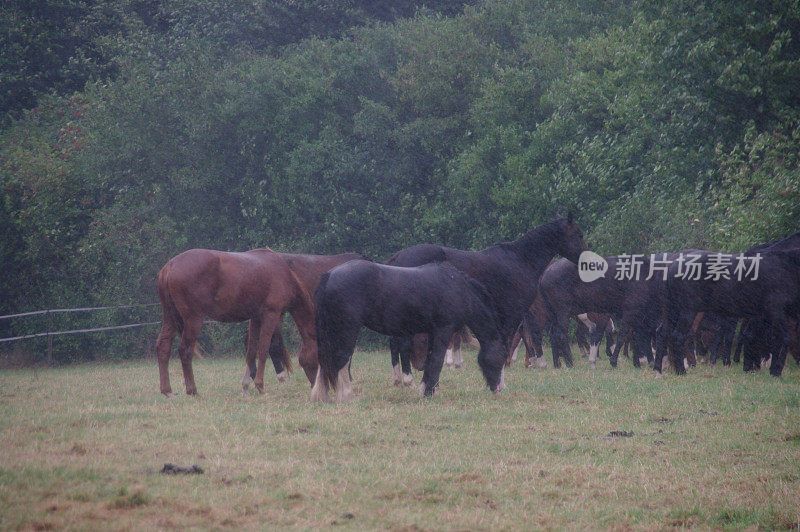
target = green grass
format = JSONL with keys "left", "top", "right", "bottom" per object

{"left": 1, "top": 348, "right": 799, "bottom": 530}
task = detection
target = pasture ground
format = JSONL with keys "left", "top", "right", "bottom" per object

{"left": 1, "top": 347, "right": 799, "bottom": 530}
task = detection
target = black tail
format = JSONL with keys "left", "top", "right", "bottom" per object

{"left": 313, "top": 271, "right": 338, "bottom": 394}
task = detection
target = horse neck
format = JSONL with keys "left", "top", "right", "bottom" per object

{"left": 287, "top": 280, "right": 317, "bottom": 342}
{"left": 505, "top": 223, "right": 561, "bottom": 274}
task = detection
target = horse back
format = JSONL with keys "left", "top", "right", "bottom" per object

{"left": 162, "top": 248, "right": 296, "bottom": 321}
{"left": 280, "top": 252, "right": 365, "bottom": 294}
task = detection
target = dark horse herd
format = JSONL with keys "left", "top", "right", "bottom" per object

{"left": 155, "top": 217, "right": 800, "bottom": 400}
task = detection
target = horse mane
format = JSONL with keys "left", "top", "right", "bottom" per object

{"left": 495, "top": 217, "right": 566, "bottom": 257}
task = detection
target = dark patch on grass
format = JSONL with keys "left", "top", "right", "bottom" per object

{"left": 110, "top": 487, "right": 150, "bottom": 509}
{"left": 69, "top": 444, "right": 87, "bottom": 456}
{"left": 220, "top": 474, "right": 253, "bottom": 486}
{"left": 782, "top": 432, "right": 800, "bottom": 443}
{"left": 608, "top": 430, "right": 634, "bottom": 438}
{"left": 698, "top": 409, "right": 718, "bottom": 416}
{"left": 666, "top": 508, "right": 700, "bottom": 528}
{"left": 331, "top": 512, "right": 355, "bottom": 525}
{"left": 161, "top": 463, "right": 203, "bottom": 475}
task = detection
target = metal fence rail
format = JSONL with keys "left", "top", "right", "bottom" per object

{"left": 0, "top": 303, "right": 161, "bottom": 345}
{"left": 0, "top": 303, "right": 159, "bottom": 321}
{"left": 0, "top": 321, "right": 161, "bottom": 344}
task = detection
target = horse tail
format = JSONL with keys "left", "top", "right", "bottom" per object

{"left": 313, "top": 271, "right": 337, "bottom": 394}
{"left": 157, "top": 262, "right": 184, "bottom": 335}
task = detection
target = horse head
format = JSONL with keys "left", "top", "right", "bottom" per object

{"left": 555, "top": 213, "right": 588, "bottom": 264}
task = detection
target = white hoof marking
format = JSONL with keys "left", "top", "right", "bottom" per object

{"left": 310, "top": 366, "right": 331, "bottom": 403}
{"left": 392, "top": 364, "right": 402, "bottom": 386}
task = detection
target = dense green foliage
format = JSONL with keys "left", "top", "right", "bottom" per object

{"left": 1, "top": 0, "right": 798, "bottom": 362}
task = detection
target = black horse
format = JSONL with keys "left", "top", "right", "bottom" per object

{"left": 310, "top": 260, "right": 507, "bottom": 401}
{"left": 661, "top": 249, "right": 800, "bottom": 377}
{"left": 386, "top": 216, "right": 587, "bottom": 386}
{"left": 733, "top": 231, "right": 800, "bottom": 369}
{"left": 539, "top": 256, "right": 669, "bottom": 370}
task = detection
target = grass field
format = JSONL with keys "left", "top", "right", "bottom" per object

{"left": 1, "top": 347, "right": 799, "bottom": 530}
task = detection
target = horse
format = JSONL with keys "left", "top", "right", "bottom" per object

{"left": 508, "top": 298, "right": 616, "bottom": 369}
{"left": 731, "top": 231, "right": 800, "bottom": 370}
{"left": 155, "top": 248, "right": 317, "bottom": 396}
{"left": 390, "top": 326, "right": 476, "bottom": 385}
{"left": 445, "top": 327, "right": 479, "bottom": 369}
{"left": 385, "top": 216, "right": 587, "bottom": 386}
{"left": 691, "top": 312, "right": 737, "bottom": 366}
{"left": 660, "top": 249, "right": 800, "bottom": 377}
{"left": 539, "top": 256, "right": 670, "bottom": 370}
{"left": 251, "top": 252, "right": 367, "bottom": 384}
{"left": 310, "top": 260, "right": 507, "bottom": 401}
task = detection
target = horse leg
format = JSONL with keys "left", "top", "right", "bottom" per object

{"left": 420, "top": 329, "right": 453, "bottom": 397}
{"left": 242, "top": 320, "right": 260, "bottom": 393}
{"left": 389, "top": 336, "right": 405, "bottom": 386}
{"left": 177, "top": 318, "right": 202, "bottom": 396}
{"left": 605, "top": 318, "right": 617, "bottom": 361}
{"left": 334, "top": 328, "right": 361, "bottom": 401}
{"left": 519, "top": 312, "right": 543, "bottom": 368}
{"left": 156, "top": 321, "right": 177, "bottom": 397}
{"left": 269, "top": 332, "right": 289, "bottom": 382}
{"left": 733, "top": 318, "right": 747, "bottom": 364}
{"left": 549, "top": 311, "right": 572, "bottom": 368}
{"left": 767, "top": 311, "right": 791, "bottom": 378}
{"left": 452, "top": 332, "right": 464, "bottom": 369}
{"left": 287, "top": 308, "right": 319, "bottom": 386}
{"left": 402, "top": 335, "right": 424, "bottom": 386}
{"left": 630, "top": 329, "right": 653, "bottom": 370}
{"left": 576, "top": 314, "right": 592, "bottom": 359}
{"left": 720, "top": 318, "right": 736, "bottom": 366}
{"left": 509, "top": 326, "right": 522, "bottom": 364}
{"left": 577, "top": 314, "right": 599, "bottom": 368}
{"left": 652, "top": 321, "right": 671, "bottom": 376}
{"left": 668, "top": 311, "right": 696, "bottom": 375}
{"left": 253, "top": 312, "right": 281, "bottom": 394}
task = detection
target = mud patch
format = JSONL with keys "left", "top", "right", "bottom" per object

{"left": 161, "top": 463, "right": 204, "bottom": 475}
{"left": 607, "top": 430, "right": 634, "bottom": 438}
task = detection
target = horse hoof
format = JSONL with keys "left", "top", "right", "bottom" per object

{"left": 653, "top": 372, "right": 662, "bottom": 379}
{"left": 276, "top": 371, "right": 289, "bottom": 383}
{"left": 402, "top": 373, "right": 413, "bottom": 387}
{"left": 590, "top": 362, "right": 596, "bottom": 369}
{"left": 454, "top": 363, "right": 463, "bottom": 369}
{"left": 418, "top": 383, "right": 438, "bottom": 397}
{"left": 254, "top": 383, "right": 265, "bottom": 394}
{"left": 163, "top": 392, "right": 175, "bottom": 399}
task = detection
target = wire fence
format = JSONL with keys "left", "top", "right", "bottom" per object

{"left": 0, "top": 304, "right": 161, "bottom": 344}
{"left": 0, "top": 303, "right": 159, "bottom": 321}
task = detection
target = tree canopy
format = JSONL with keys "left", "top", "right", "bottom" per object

{"left": 1, "top": 0, "right": 798, "bottom": 362}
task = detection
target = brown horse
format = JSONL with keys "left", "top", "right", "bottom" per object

{"left": 259, "top": 252, "right": 366, "bottom": 383}
{"left": 156, "top": 248, "right": 317, "bottom": 396}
